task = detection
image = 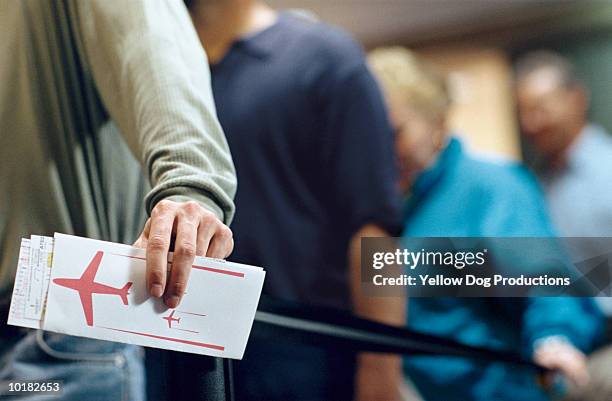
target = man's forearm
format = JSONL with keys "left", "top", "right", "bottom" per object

{"left": 75, "top": 0, "right": 237, "bottom": 223}
{"left": 349, "top": 224, "right": 405, "bottom": 401}
{"left": 349, "top": 224, "right": 405, "bottom": 325}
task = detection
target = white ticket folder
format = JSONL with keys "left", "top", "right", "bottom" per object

{"left": 9, "top": 233, "right": 265, "bottom": 360}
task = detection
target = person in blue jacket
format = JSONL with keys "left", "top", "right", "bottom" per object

{"left": 368, "top": 47, "right": 604, "bottom": 401}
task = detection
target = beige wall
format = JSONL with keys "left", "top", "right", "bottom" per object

{"left": 418, "top": 47, "right": 521, "bottom": 161}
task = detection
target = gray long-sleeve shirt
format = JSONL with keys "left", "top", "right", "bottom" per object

{"left": 0, "top": 0, "right": 237, "bottom": 301}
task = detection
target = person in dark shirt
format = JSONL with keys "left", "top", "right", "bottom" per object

{"left": 186, "top": 1, "right": 404, "bottom": 400}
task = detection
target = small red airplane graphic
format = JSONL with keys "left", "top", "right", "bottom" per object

{"left": 53, "top": 251, "right": 132, "bottom": 327}
{"left": 162, "top": 310, "right": 181, "bottom": 328}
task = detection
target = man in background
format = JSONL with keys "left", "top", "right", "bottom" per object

{"left": 515, "top": 50, "right": 612, "bottom": 400}
{"left": 515, "top": 51, "right": 612, "bottom": 308}
{"left": 515, "top": 51, "right": 612, "bottom": 254}
{"left": 0, "top": 1, "right": 236, "bottom": 400}
{"left": 187, "top": 1, "right": 404, "bottom": 400}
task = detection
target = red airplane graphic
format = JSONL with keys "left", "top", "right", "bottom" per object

{"left": 53, "top": 251, "right": 132, "bottom": 327}
{"left": 162, "top": 310, "right": 181, "bottom": 328}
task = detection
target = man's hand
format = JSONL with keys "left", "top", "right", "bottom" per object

{"left": 534, "top": 337, "right": 589, "bottom": 387}
{"left": 133, "top": 200, "right": 234, "bottom": 308}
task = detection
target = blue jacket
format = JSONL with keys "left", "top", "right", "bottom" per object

{"left": 402, "top": 138, "right": 603, "bottom": 401}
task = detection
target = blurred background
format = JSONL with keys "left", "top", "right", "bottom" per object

{"left": 270, "top": 0, "right": 612, "bottom": 160}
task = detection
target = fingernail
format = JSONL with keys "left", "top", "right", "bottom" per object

{"left": 151, "top": 284, "right": 164, "bottom": 298}
{"left": 165, "top": 295, "right": 180, "bottom": 308}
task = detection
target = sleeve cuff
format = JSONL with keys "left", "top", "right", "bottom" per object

{"left": 146, "top": 190, "right": 229, "bottom": 224}
{"left": 528, "top": 328, "right": 579, "bottom": 357}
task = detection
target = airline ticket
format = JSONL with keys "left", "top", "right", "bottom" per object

{"left": 8, "top": 233, "right": 265, "bottom": 359}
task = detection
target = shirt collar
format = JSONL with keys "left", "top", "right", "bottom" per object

{"left": 565, "top": 124, "right": 603, "bottom": 167}
{"left": 231, "top": 12, "right": 288, "bottom": 60}
{"left": 411, "top": 136, "right": 463, "bottom": 199}
{"left": 541, "top": 124, "right": 603, "bottom": 179}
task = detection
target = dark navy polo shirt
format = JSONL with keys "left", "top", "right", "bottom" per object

{"left": 211, "top": 13, "right": 401, "bottom": 310}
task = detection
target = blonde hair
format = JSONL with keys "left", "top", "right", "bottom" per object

{"left": 368, "top": 47, "right": 449, "bottom": 120}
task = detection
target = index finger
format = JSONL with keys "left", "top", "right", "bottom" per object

{"left": 164, "top": 215, "right": 198, "bottom": 308}
{"left": 146, "top": 203, "right": 176, "bottom": 297}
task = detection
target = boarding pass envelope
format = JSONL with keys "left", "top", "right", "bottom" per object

{"left": 8, "top": 233, "right": 265, "bottom": 359}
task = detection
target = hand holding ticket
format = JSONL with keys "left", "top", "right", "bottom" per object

{"left": 8, "top": 233, "right": 265, "bottom": 359}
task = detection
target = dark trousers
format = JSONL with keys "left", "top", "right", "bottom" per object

{"left": 146, "top": 349, "right": 231, "bottom": 401}
{"left": 234, "top": 338, "right": 356, "bottom": 401}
